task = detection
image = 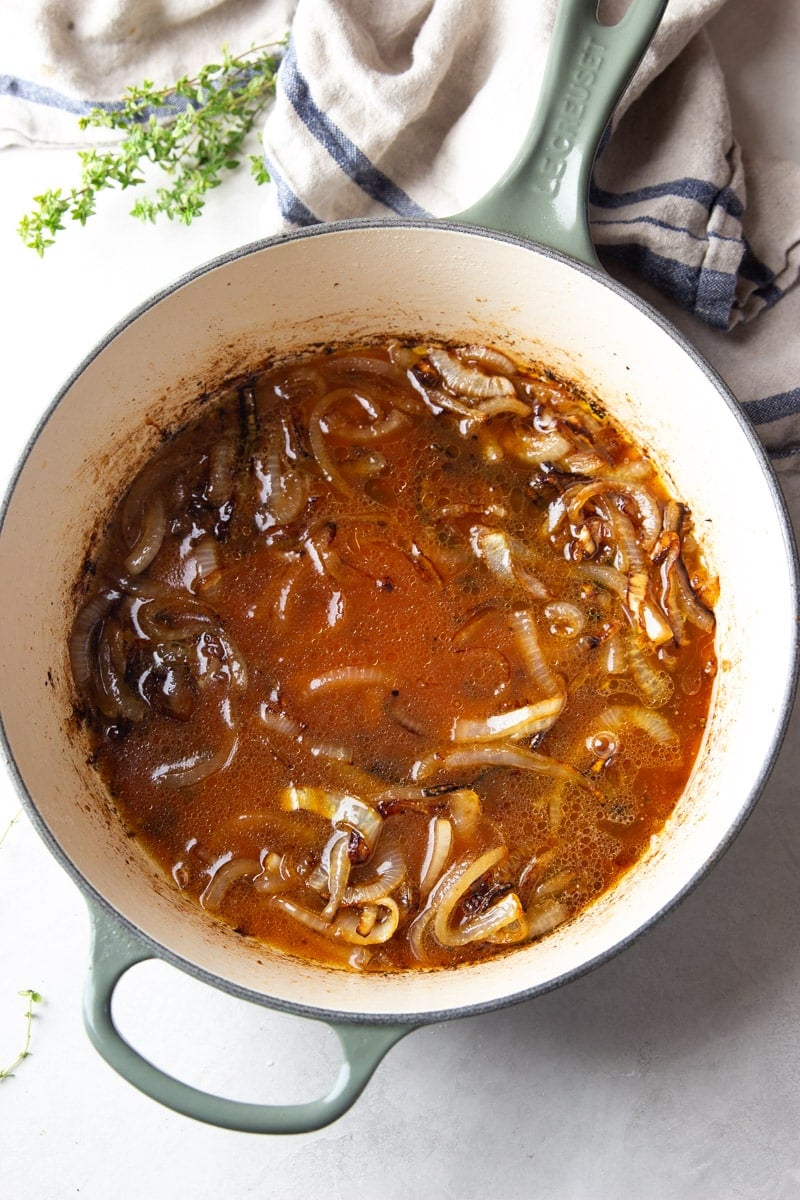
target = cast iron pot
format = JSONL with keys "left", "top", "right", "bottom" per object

{"left": 0, "top": 0, "right": 797, "bottom": 1132}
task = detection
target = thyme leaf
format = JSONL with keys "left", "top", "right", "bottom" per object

{"left": 18, "top": 39, "right": 287, "bottom": 255}
{"left": 0, "top": 813, "right": 44, "bottom": 1081}
{"left": 0, "top": 990, "right": 43, "bottom": 1082}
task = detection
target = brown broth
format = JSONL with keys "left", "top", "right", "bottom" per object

{"left": 71, "top": 342, "right": 717, "bottom": 971}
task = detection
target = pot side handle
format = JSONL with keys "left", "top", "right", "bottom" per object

{"left": 452, "top": 0, "right": 667, "bottom": 267}
{"left": 82, "top": 900, "right": 414, "bottom": 1134}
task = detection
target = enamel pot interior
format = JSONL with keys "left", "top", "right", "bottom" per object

{"left": 0, "top": 221, "right": 796, "bottom": 1024}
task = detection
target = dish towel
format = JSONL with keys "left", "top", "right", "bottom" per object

{"left": 2, "top": 0, "right": 799, "bottom": 461}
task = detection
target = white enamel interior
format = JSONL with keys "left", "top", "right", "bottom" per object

{"left": 0, "top": 223, "right": 796, "bottom": 1022}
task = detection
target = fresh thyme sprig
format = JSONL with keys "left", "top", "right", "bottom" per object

{"left": 18, "top": 39, "right": 287, "bottom": 255}
{"left": 0, "top": 811, "right": 20, "bottom": 848}
{"left": 0, "top": 812, "right": 43, "bottom": 1081}
{"left": 0, "top": 990, "right": 43, "bottom": 1083}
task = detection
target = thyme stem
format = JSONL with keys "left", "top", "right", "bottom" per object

{"left": 18, "top": 38, "right": 287, "bottom": 255}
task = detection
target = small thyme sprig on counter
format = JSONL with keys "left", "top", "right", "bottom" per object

{"left": 18, "top": 39, "right": 286, "bottom": 255}
{"left": 0, "top": 813, "right": 43, "bottom": 1082}
{"left": 0, "top": 990, "right": 43, "bottom": 1083}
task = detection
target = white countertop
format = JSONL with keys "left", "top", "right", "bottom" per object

{"left": 2, "top": 4, "right": 800, "bottom": 1197}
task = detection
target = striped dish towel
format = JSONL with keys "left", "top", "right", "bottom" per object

{"left": 259, "top": 0, "right": 800, "bottom": 458}
{"left": 2, "top": 0, "right": 799, "bottom": 457}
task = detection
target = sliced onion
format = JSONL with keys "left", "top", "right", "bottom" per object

{"left": 472, "top": 527, "right": 514, "bottom": 579}
{"left": 594, "top": 704, "right": 678, "bottom": 746}
{"left": 577, "top": 562, "right": 628, "bottom": 600}
{"left": 94, "top": 618, "right": 146, "bottom": 721}
{"left": 269, "top": 895, "right": 333, "bottom": 937}
{"left": 419, "top": 817, "right": 453, "bottom": 898}
{"left": 258, "top": 705, "right": 303, "bottom": 739}
{"left": 670, "top": 558, "right": 716, "bottom": 633}
{"left": 427, "top": 347, "right": 516, "bottom": 399}
{"left": 279, "top": 788, "right": 383, "bottom": 852}
{"left": 426, "top": 846, "right": 508, "bottom": 955}
{"left": 471, "top": 528, "right": 548, "bottom": 597}
{"left": 326, "top": 403, "right": 409, "bottom": 444}
{"left": 309, "top": 740, "right": 355, "bottom": 764}
{"left": 534, "top": 868, "right": 575, "bottom": 899}
{"left": 563, "top": 449, "right": 608, "bottom": 475}
{"left": 321, "top": 830, "right": 353, "bottom": 919}
{"left": 507, "top": 428, "right": 572, "bottom": 465}
{"left": 252, "top": 851, "right": 298, "bottom": 895}
{"left": 451, "top": 696, "right": 565, "bottom": 743}
{"left": 626, "top": 636, "right": 674, "bottom": 708}
{"left": 342, "top": 846, "right": 406, "bottom": 906}
{"left": 458, "top": 345, "right": 518, "bottom": 375}
{"left": 213, "top": 631, "right": 249, "bottom": 692}
{"left": 124, "top": 493, "right": 166, "bottom": 575}
{"left": 331, "top": 898, "right": 400, "bottom": 944}
{"left": 606, "top": 504, "right": 648, "bottom": 575}
{"left": 200, "top": 855, "right": 260, "bottom": 912}
{"left": 543, "top": 601, "right": 585, "bottom": 638}
{"left": 565, "top": 479, "right": 662, "bottom": 551}
{"left": 70, "top": 588, "right": 119, "bottom": 690}
{"left": 436, "top": 889, "right": 525, "bottom": 948}
{"left": 153, "top": 724, "right": 238, "bottom": 788}
{"left": 308, "top": 392, "right": 356, "bottom": 494}
{"left": 271, "top": 894, "right": 400, "bottom": 945}
{"left": 189, "top": 535, "right": 221, "bottom": 591}
{"left": 412, "top": 743, "right": 594, "bottom": 791}
{"left": 306, "top": 665, "right": 392, "bottom": 693}
{"left": 325, "top": 354, "right": 410, "bottom": 388}
{"left": 256, "top": 429, "right": 310, "bottom": 526}
{"left": 475, "top": 396, "right": 530, "bottom": 417}
{"left": 508, "top": 607, "right": 564, "bottom": 696}
{"left": 446, "top": 788, "right": 482, "bottom": 836}
{"left": 602, "top": 631, "right": 627, "bottom": 675}
{"left": 526, "top": 897, "right": 570, "bottom": 939}
{"left": 206, "top": 432, "right": 238, "bottom": 508}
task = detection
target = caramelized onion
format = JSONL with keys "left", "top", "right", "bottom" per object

{"left": 436, "top": 889, "right": 525, "bottom": 948}
{"left": 410, "top": 846, "right": 508, "bottom": 959}
{"left": 200, "top": 855, "right": 260, "bottom": 912}
{"left": 565, "top": 478, "right": 662, "bottom": 552}
{"left": 451, "top": 696, "right": 565, "bottom": 743}
{"left": 626, "top": 637, "right": 674, "bottom": 708}
{"left": 413, "top": 744, "right": 592, "bottom": 791}
{"left": 594, "top": 704, "right": 677, "bottom": 746}
{"left": 153, "top": 723, "right": 238, "bottom": 788}
{"left": 124, "top": 494, "right": 166, "bottom": 575}
{"left": 427, "top": 347, "right": 517, "bottom": 399}
{"left": 69, "top": 588, "right": 119, "bottom": 690}
{"left": 272, "top": 894, "right": 400, "bottom": 945}
{"left": 525, "top": 897, "right": 570, "bottom": 939}
{"left": 308, "top": 391, "right": 356, "bottom": 494}
{"left": 342, "top": 847, "right": 406, "bottom": 906}
{"left": 419, "top": 816, "right": 453, "bottom": 899}
{"left": 321, "top": 830, "right": 352, "bottom": 919}
{"left": 306, "top": 665, "right": 392, "bottom": 693}
{"left": 279, "top": 788, "right": 383, "bottom": 853}
{"left": 508, "top": 606, "right": 564, "bottom": 695}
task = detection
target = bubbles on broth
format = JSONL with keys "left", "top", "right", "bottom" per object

{"left": 70, "top": 341, "right": 717, "bottom": 971}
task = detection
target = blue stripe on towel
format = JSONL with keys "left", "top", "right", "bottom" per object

{"left": 261, "top": 153, "right": 319, "bottom": 226}
{"left": 600, "top": 242, "right": 736, "bottom": 329}
{"left": 591, "top": 212, "right": 744, "bottom": 247}
{"left": 0, "top": 74, "right": 185, "bottom": 120}
{"left": 278, "top": 40, "right": 428, "bottom": 218}
{"left": 590, "top": 175, "right": 744, "bottom": 220}
{"left": 743, "top": 388, "right": 800, "bottom": 425}
{"left": 738, "top": 243, "right": 783, "bottom": 308}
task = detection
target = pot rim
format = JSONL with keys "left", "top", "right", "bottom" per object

{"left": 2, "top": 216, "right": 798, "bottom": 1027}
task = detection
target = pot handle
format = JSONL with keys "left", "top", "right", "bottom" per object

{"left": 82, "top": 900, "right": 414, "bottom": 1134}
{"left": 452, "top": 0, "right": 667, "bottom": 267}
